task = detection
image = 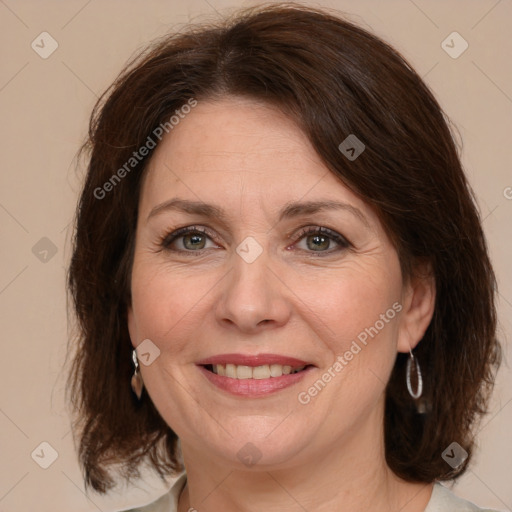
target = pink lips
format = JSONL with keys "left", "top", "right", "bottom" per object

{"left": 196, "top": 353, "right": 311, "bottom": 367}
{"left": 196, "top": 353, "right": 315, "bottom": 397}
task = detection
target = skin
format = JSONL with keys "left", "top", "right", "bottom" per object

{"left": 127, "top": 97, "right": 436, "bottom": 512}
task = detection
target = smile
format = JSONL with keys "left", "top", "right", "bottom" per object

{"left": 205, "top": 363, "right": 308, "bottom": 379}
{"left": 196, "top": 354, "right": 315, "bottom": 397}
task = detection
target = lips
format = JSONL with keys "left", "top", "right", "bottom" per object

{"left": 196, "top": 353, "right": 312, "bottom": 367}
{"left": 196, "top": 353, "right": 315, "bottom": 397}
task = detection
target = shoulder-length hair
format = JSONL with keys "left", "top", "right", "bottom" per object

{"left": 67, "top": 3, "right": 501, "bottom": 493}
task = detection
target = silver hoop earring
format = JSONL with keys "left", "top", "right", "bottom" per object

{"left": 131, "top": 349, "right": 144, "bottom": 400}
{"left": 406, "top": 350, "right": 423, "bottom": 400}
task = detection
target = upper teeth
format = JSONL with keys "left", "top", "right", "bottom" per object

{"left": 211, "top": 364, "right": 306, "bottom": 379}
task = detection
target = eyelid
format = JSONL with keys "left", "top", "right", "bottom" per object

{"left": 160, "top": 225, "right": 220, "bottom": 249}
{"left": 160, "top": 224, "right": 351, "bottom": 254}
{"left": 290, "top": 225, "right": 351, "bottom": 252}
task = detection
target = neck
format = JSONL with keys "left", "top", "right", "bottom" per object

{"left": 177, "top": 403, "right": 433, "bottom": 512}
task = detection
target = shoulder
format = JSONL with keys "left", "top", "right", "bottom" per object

{"left": 119, "top": 472, "right": 187, "bottom": 512}
{"left": 120, "top": 476, "right": 502, "bottom": 512}
{"left": 425, "top": 482, "right": 503, "bottom": 512}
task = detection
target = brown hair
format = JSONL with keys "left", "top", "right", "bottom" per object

{"left": 67, "top": 3, "right": 501, "bottom": 493}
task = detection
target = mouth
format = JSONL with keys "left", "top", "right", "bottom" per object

{"left": 196, "top": 354, "right": 316, "bottom": 397}
{"left": 202, "top": 363, "right": 312, "bottom": 379}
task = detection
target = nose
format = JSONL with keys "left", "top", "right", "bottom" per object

{"left": 214, "top": 244, "right": 292, "bottom": 334}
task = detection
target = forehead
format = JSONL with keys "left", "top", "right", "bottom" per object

{"left": 139, "top": 97, "right": 377, "bottom": 225}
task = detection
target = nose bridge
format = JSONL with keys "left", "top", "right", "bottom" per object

{"left": 215, "top": 235, "right": 290, "bottom": 331}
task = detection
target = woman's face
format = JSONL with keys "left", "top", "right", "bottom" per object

{"left": 128, "top": 97, "right": 425, "bottom": 470}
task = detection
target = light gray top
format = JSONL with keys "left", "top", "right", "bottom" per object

{"left": 122, "top": 472, "right": 501, "bottom": 512}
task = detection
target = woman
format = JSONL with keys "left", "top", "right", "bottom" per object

{"left": 67, "top": 4, "right": 502, "bottom": 511}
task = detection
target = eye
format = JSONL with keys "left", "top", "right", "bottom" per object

{"left": 161, "top": 225, "right": 219, "bottom": 253}
{"left": 160, "top": 225, "right": 351, "bottom": 256}
{"left": 292, "top": 226, "right": 350, "bottom": 255}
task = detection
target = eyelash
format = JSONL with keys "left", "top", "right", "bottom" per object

{"left": 159, "top": 225, "right": 351, "bottom": 257}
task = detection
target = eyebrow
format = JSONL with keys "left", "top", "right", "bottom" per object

{"left": 147, "top": 198, "right": 369, "bottom": 228}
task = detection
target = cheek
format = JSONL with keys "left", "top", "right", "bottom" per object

{"left": 302, "top": 272, "right": 402, "bottom": 412}
{"left": 313, "top": 265, "right": 401, "bottom": 340}
{"left": 307, "top": 263, "right": 403, "bottom": 397}
{"left": 129, "top": 259, "right": 195, "bottom": 347}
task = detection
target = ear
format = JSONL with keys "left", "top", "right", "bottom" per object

{"left": 397, "top": 263, "right": 436, "bottom": 353}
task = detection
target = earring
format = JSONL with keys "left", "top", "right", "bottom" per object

{"left": 406, "top": 349, "right": 423, "bottom": 400}
{"left": 131, "top": 349, "right": 144, "bottom": 400}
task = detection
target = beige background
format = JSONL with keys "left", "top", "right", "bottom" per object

{"left": 0, "top": 0, "right": 511, "bottom": 511}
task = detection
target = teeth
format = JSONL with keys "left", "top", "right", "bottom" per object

{"left": 270, "top": 364, "right": 283, "bottom": 377}
{"left": 210, "top": 363, "right": 306, "bottom": 379}
{"left": 225, "top": 364, "right": 237, "bottom": 378}
{"left": 253, "top": 365, "right": 270, "bottom": 379}
{"left": 236, "top": 365, "right": 253, "bottom": 379}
